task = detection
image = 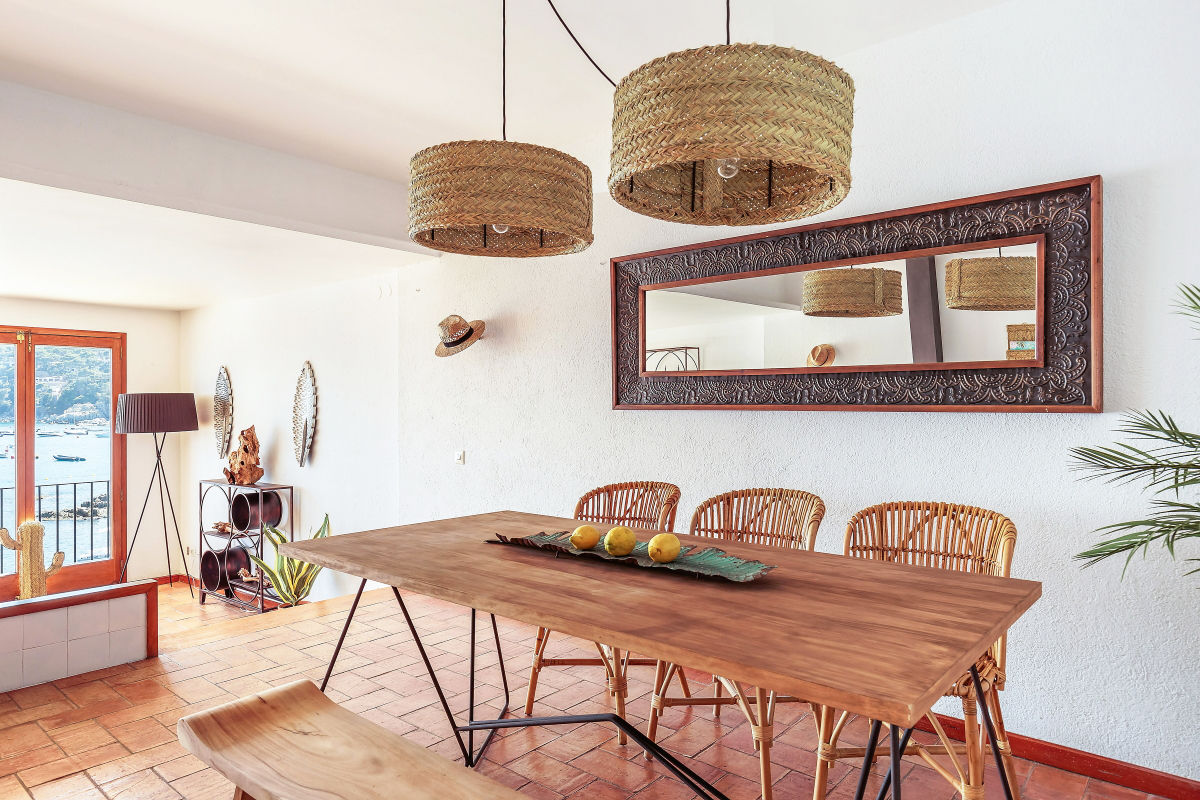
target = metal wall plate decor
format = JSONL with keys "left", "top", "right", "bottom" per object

{"left": 292, "top": 361, "right": 317, "bottom": 466}
{"left": 214, "top": 366, "right": 233, "bottom": 457}
{"left": 611, "top": 176, "right": 1102, "bottom": 412}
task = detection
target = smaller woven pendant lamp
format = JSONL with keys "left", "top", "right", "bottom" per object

{"left": 944, "top": 255, "right": 1036, "bottom": 311}
{"left": 802, "top": 268, "right": 903, "bottom": 317}
{"left": 407, "top": 0, "right": 593, "bottom": 257}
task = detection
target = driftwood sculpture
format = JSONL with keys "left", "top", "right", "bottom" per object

{"left": 0, "top": 522, "right": 65, "bottom": 600}
{"left": 224, "top": 425, "right": 265, "bottom": 486}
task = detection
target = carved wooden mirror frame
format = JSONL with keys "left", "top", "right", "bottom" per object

{"left": 611, "top": 176, "right": 1102, "bottom": 412}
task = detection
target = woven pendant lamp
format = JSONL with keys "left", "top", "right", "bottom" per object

{"left": 609, "top": 43, "right": 854, "bottom": 226}
{"left": 802, "top": 268, "right": 903, "bottom": 317}
{"left": 407, "top": 1, "right": 593, "bottom": 257}
{"left": 409, "top": 141, "right": 592, "bottom": 257}
{"left": 944, "top": 256, "right": 1036, "bottom": 311}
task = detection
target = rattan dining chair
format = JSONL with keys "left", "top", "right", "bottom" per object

{"left": 523, "top": 481, "right": 683, "bottom": 744}
{"left": 810, "top": 501, "right": 1021, "bottom": 800}
{"left": 644, "top": 488, "right": 826, "bottom": 800}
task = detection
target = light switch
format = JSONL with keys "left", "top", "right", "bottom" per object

{"left": 455, "top": 450, "right": 466, "bottom": 465}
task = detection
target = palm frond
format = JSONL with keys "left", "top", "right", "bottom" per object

{"left": 1075, "top": 500, "right": 1200, "bottom": 573}
{"left": 1176, "top": 283, "right": 1200, "bottom": 335}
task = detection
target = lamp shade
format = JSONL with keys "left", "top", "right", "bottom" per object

{"left": 802, "top": 268, "right": 903, "bottom": 317}
{"left": 944, "top": 256, "right": 1036, "bottom": 311}
{"left": 408, "top": 140, "right": 594, "bottom": 257}
{"left": 114, "top": 393, "right": 198, "bottom": 434}
{"left": 609, "top": 44, "right": 855, "bottom": 226}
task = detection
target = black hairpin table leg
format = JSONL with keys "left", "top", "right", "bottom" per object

{"left": 854, "top": 667, "right": 1017, "bottom": 800}
{"left": 315, "top": 582, "right": 730, "bottom": 799}
{"left": 971, "top": 665, "right": 1017, "bottom": 800}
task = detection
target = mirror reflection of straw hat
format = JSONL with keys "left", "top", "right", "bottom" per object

{"left": 435, "top": 314, "right": 486, "bottom": 357}
{"left": 807, "top": 343, "right": 835, "bottom": 367}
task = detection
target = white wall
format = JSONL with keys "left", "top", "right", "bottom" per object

{"left": 383, "top": 0, "right": 1198, "bottom": 778}
{"left": 0, "top": 298, "right": 182, "bottom": 581}
{"left": 165, "top": 0, "right": 1199, "bottom": 779}
{"left": 177, "top": 270, "right": 414, "bottom": 599}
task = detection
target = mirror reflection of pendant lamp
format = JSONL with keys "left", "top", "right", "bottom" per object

{"left": 114, "top": 393, "right": 197, "bottom": 595}
{"left": 944, "top": 248, "right": 1036, "bottom": 311}
{"left": 802, "top": 267, "right": 903, "bottom": 317}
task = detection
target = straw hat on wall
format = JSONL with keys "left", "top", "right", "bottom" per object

{"left": 435, "top": 314, "right": 486, "bottom": 357}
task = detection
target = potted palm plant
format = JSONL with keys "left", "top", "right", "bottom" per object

{"left": 1072, "top": 285, "right": 1200, "bottom": 575}
{"left": 250, "top": 514, "right": 331, "bottom": 606}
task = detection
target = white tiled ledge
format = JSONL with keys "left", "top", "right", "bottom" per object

{"left": 0, "top": 579, "right": 157, "bottom": 692}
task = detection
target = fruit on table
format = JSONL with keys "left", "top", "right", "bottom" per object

{"left": 647, "top": 533, "right": 681, "bottom": 563}
{"left": 570, "top": 524, "right": 601, "bottom": 550}
{"left": 604, "top": 526, "right": 637, "bottom": 556}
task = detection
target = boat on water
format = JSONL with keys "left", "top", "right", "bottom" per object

{"left": 37, "top": 431, "right": 63, "bottom": 437}
{"left": 64, "top": 427, "right": 88, "bottom": 436}
{"left": 52, "top": 454, "right": 86, "bottom": 462}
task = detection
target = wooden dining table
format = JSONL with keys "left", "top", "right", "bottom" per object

{"left": 281, "top": 510, "right": 1040, "bottom": 800}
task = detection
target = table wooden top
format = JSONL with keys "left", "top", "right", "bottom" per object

{"left": 280, "top": 510, "right": 1040, "bottom": 728}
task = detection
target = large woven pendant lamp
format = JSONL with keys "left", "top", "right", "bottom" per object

{"left": 407, "top": 1, "right": 593, "bottom": 257}
{"left": 802, "top": 268, "right": 903, "bottom": 317}
{"left": 944, "top": 250, "right": 1036, "bottom": 311}
{"left": 608, "top": 1, "right": 854, "bottom": 226}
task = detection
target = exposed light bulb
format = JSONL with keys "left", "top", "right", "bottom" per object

{"left": 491, "top": 223, "right": 510, "bottom": 234}
{"left": 717, "top": 158, "right": 740, "bottom": 179}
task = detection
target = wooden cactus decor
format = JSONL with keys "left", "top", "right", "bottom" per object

{"left": 224, "top": 425, "right": 265, "bottom": 486}
{"left": 0, "top": 522, "right": 65, "bottom": 600}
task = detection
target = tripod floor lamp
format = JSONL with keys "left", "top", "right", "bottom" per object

{"left": 115, "top": 392, "right": 197, "bottom": 595}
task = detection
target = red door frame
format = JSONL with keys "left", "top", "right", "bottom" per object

{"left": 0, "top": 325, "right": 127, "bottom": 600}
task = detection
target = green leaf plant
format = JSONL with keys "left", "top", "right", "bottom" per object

{"left": 249, "top": 514, "right": 331, "bottom": 606}
{"left": 1070, "top": 285, "right": 1200, "bottom": 576}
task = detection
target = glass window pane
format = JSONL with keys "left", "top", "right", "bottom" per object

{"left": 0, "top": 343, "right": 14, "bottom": 576}
{"left": 33, "top": 345, "right": 113, "bottom": 567}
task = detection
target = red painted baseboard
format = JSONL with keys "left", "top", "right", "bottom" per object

{"left": 918, "top": 712, "right": 1199, "bottom": 799}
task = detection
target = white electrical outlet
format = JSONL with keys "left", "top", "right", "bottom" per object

{"left": 455, "top": 450, "right": 466, "bottom": 465}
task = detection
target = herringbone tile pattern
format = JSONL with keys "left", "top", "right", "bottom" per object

{"left": 0, "top": 585, "right": 1160, "bottom": 800}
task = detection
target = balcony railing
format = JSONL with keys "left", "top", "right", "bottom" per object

{"left": 0, "top": 481, "right": 112, "bottom": 574}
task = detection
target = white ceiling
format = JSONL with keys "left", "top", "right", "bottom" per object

{"left": 0, "top": 0, "right": 1009, "bottom": 181}
{"left": 0, "top": 0, "right": 1010, "bottom": 310}
{"left": 0, "top": 178, "right": 429, "bottom": 310}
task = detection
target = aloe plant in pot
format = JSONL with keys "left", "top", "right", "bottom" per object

{"left": 250, "top": 514, "right": 330, "bottom": 606}
{"left": 1071, "top": 284, "right": 1200, "bottom": 576}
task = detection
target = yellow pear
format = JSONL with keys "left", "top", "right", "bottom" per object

{"left": 604, "top": 526, "right": 637, "bottom": 556}
{"left": 648, "top": 533, "right": 681, "bottom": 563}
{"left": 570, "top": 524, "right": 601, "bottom": 550}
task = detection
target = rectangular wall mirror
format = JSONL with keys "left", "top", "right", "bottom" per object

{"left": 644, "top": 236, "right": 1043, "bottom": 374}
{"left": 612, "top": 176, "right": 1101, "bottom": 412}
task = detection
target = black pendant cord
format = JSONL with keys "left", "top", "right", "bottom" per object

{"left": 501, "top": 0, "right": 507, "bottom": 140}
{"left": 548, "top": 0, "right": 733, "bottom": 87}
{"left": 545, "top": 0, "right": 616, "bottom": 87}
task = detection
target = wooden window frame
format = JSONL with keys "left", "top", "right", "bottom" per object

{"left": 0, "top": 325, "right": 127, "bottom": 600}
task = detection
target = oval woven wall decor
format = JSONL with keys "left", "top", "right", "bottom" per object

{"left": 609, "top": 44, "right": 854, "bottom": 226}
{"left": 802, "top": 268, "right": 903, "bottom": 317}
{"left": 213, "top": 366, "right": 233, "bottom": 458}
{"left": 408, "top": 140, "right": 593, "bottom": 257}
{"left": 292, "top": 361, "right": 317, "bottom": 467}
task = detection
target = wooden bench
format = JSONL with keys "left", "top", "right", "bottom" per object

{"left": 177, "top": 680, "right": 523, "bottom": 800}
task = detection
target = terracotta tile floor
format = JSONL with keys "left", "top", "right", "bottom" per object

{"left": 0, "top": 584, "right": 1165, "bottom": 799}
